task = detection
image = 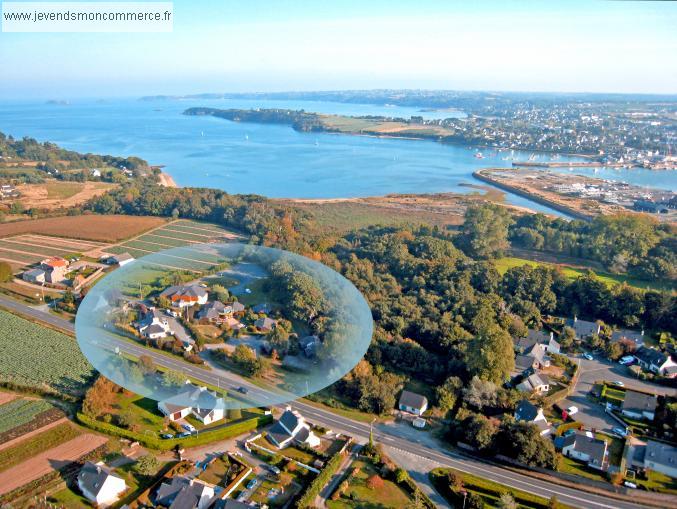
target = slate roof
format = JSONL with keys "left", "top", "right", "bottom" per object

{"left": 255, "top": 317, "right": 277, "bottom": 330}
{"left": 622, "top": 390, "right": 657, "bottom": 415}
{"left": 645, "top": 440, "right": 677, "bottom": 471}
{"left": 398, "top": 390, "right": 428, "bottom": 410}
{"left": 112, "top": 252, "right": 134, "bottom": 264}
{"left": 159, "top": 383, "right": 224, "bottom": 414}
{"left": 169, "top": 480, "right": 212, "bottom": 509}
{"left": 78, "top": 462, "right": 122, "bottom": 498}
{"left": 565, "top": 318, "right": 600, "bottom": 338}
{"left": 634, "top": 347, "right": 670, "bottom": 367}
{"left": 160, "top": 284, "right": 208, "bottom": 301}
{"left": 155, "top": 476, "right": 190, "bottom": 506}
{"left": 515, "top": 399, "right": 539, "bottom": 421}
{"left": 569, "top": 434, "right": 608, "bottom": 467}
{"left": 279, "top": 408, "right": 302, "bottom": 432}
{"left": 515, "top": 354, "right": 536, "bottom": 372}
{"left": 146, "top": 324, "right": 167, "bottom": 335}
{"left": 611, "top": 329, "right": 645, "bottom": 345}
{"left": 231, "top": 301, "right": 245, "bottom": 312}
{"left": 197, "top": 301, "right": 227, "bottom": 320}
{"left": 527, "top": 329, "right": 552, "bottom": 344}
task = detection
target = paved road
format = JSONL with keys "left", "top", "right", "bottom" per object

{"left": 562, "top": 352, "right": 677, "bottom": 432}
{"left": 0, "top": 294, "right": 660, "bottom": 509}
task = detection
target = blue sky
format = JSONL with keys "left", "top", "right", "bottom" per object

{"left": 1, "top": 0, "right": 676, "bottom": 98}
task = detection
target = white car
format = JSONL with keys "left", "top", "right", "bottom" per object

{"left": 613, "top": 381, "right": 625, "bottom": 387}
{"left": 619, "top": 356, "right": 635, "bottom": 365}
{"left": 566, "top": 406, "right": 579, "bottom": 416}
{"left": 181, "top": 423, "right": 197, "bottom": 433}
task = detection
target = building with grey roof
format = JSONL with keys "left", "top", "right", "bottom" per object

{"left": 622, "top": 390, "right": 657, "bottom": 421}
{"left": 77, "top": 462, "right": 127, "bottom": 507}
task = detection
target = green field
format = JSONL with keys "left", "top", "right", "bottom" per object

{"left": 0, "top": 309, "right": 94, "bottom": 396}
{"left": 0, "top": 398, "right": 53, "bottom": 433}
{"left": 494, "top": 257, "right": 671, "bottom": 291}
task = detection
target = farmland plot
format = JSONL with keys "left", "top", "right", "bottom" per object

{"left": 0, "top": 310, "right": 93, "bottom": 396}
{"left": 0, "top": 399, "right": 53, "bottom": 434}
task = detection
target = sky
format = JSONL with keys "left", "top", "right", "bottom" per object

{"left": 1, "top": 0, "right": 676, "bottom": 98}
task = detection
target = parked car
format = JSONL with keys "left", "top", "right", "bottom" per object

{"left": 613, "top": 381, "right": 625, "bottom": 387}
{"left": 237, "top": 386, "right": 248, "bottom": 394}
{"left": 613, "top": 427, "right": 629, "bottom": 437}
{"left": 267, "top": 465, "right": 281, "bottom": 475}
{"left": 161, "top": 433, "right": 174, "bottom": 439}
{"left": 566, "top": 406, "right": 579, "bottom": 416}
{"left": 619, "top": 355, "right": 635, "bottom": 365}
{"left": 176, "top": 431, "right": 191, "bottom": 438}
{"left": 246, "top": 479, "right": 258, "bottom": 490}
{"left": 624, "top": 481, "right": 637, "bottom": 489}
{"left": 583, "top": 353, "right": 594, "bottom": 361}
{"left": 182, "top": 423, "right": 197, "bottom": 433}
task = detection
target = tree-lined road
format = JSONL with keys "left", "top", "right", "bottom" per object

{"left": 0, "top": 294, "right": 661, "bottom": 509}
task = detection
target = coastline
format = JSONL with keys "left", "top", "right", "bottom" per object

{"left": 158, "top": 172, "right": 179, "bottom": 188}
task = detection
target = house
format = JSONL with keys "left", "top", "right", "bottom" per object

{"left": 514, "top": 399, "right": 551, "bottom": 435}
{"left": 514, "top": 354, "right": 538, "bottom": 375}
{"left": 664, "top": 365, "right": 677, "bottom": 379}
{"left": 267, "top": 407, "right": 321, "bottom": 449}
{"left": 611, "top": 328, "right": 645, "bottom": 347}
{"left": 40, "top": 256, "right": 69, "bottom": 283}
{"left": 517, "top": 373, "right": 550, "bottom": 394}
{"left": 561, "top": 433, "right": 609, "bottom": 471}
{"left": 155, "top": 476, "right": 214, "bottom": 509}
{"left": 514, "top": 329, "right": 560, "bottom": 355}
{"left": 158, "top": 383, "right": 226, "bottom": 425}
{"left": 565, "top": 317, "right": 601, "bottom": 340}
{"left": 398, "top": 390, "right": 428, "bottom": 415}
{"left": 643, "top": 440, "right": 677, "bottom": 479}
{"left": 197, "top": 301, "right": 228, "bottom": 323}
{"left": 633, "top": 347, "right": 677, "bottom": 376}
{"left": 160, "top": 284, "right": 208, "bottom": 308}
{"left": 77, "top": 462, "right": 127, "bottom": 507}
{"left": 108, "top": 252, "right": 134, "bottom": 267}
{"left": 526, "top": 343, "right": 551, "bottom": 369}
{"left": 299, "top": 335, "right": 319, "bottom": 358}
{"left": 22, "top": 268, "right": 45, "bottom": 284}
{"left": 138, "top": 308, "right": 171, "bottom": 339}
{"left": 255, "top": 316, "right": 277, "bottom": 332}
{"left": 621, "top": 390, "right": 657, "bottom": 421}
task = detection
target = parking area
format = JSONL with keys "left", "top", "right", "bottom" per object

{"left": 560, "top": 353, "right": 677, "bottom": 432}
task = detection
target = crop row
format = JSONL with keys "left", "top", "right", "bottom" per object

{"left": 0, "top": 310, "right": 94, "bottom": 397}
{"left": 0, "top": 399, "right": 53, "bottom": 433}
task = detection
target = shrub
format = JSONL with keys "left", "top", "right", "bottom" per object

{"left": 367, "top": 474, "right": 384, "bottom": 490}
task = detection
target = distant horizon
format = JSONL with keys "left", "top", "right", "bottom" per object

{"left": 1, "top": 1, "right": 675, "bottom": 98}
{"left": 4, "top": 87, "right": 677, "bottom": 103}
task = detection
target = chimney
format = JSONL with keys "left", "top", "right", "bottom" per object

{"left": 574, "top": 316, "right": 577, "bottom": 323}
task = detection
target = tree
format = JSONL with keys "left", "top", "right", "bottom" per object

{"left": 395, "top": 467, "right": 409, "bottom": 483}
{"left": 497, "top": 493, "right": 517, "bottom": 509}
{"left": 134, "top": 454, "right": 159, "bottom": 476}
{"left": 462, "top": 376, "right": 499, "bottom": 410}
{"left": 559, "top": 326, "right": 576, "bottom": 349}
{"left": 162, "top": 369, "right": 186, "bottom": 387}
{"left": 495, "top": 421, "right": 557, "bottom": 469}
{"left": 459, "top": 414, "right": 497, "bottom": 452}
{"left": 212, "top": 284, "right": 230, "bottom": 302}
{"left": 466, "top": 492, "right": 485, "bottom": 509}
{"left": 466, "top": 325, "right": 514, "bottom": 384}
{"left": 458, "top": 203, "right": 513, "bottom": 259}
{"left": 366, "top": 474, "right": 384, "bottom": 490}
{"left": 446, "top": 471, "right": 464, "bottom": 491}
{"left": 548, "top": 496, "right": 561, "bottom": 509}
{"left": 405, "top": 489, "right": 427, "bottom": 509}
{"left": 0, "top": 261, "right": 12, "bottom": 282}
{"left": 138, "top": 354, "right": 156, "bottom": 375}
{"left": 436, "top": 376, "right": 463, "bottom": 413}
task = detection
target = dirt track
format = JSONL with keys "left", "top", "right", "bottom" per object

{"left": 0, "top": 433, "right": 108, "bottom": 495}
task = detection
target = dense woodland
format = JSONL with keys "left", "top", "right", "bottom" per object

{"left": 84, "top": 181, "right": 677, "bottom": 465}
{"left": 0, "top": 132, "right": 150, "bottom": 182}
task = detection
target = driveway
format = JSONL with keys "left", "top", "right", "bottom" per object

{"left": 561, "top": 353, "right": 677, "bottom": 432}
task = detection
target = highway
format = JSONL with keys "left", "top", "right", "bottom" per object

{"left": 0, "top": 294, "right": 659, "bottom": 509}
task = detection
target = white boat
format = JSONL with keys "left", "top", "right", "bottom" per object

{"left": 475, "top": 152, "right": 484, "bottom": 159}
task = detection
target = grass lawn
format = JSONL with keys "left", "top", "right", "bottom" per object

{"left": 494, "top": 257, "right": 672, "bottom": 292}
{"left": 303, "top": 387, "right": 386, "bottom": 424}
{"left": 557, "top": 456, "right": 607, "bottom": 483}
{"left": 112, "top": 391, "right": 166, "bottom": 434}
{"left": 0, "top": 422, "right": 81, "bottom": 472}
{"left": 632, "top": 470, "right": 677, "bottom": 494}
{"left": 47, "top": 486, "right": 91, "bottom": 508}
{"left": 44, "top": 181, "right": 85, "bottom": 200}
{"left": 430, "top": 467, "right": 569, "bottom": 509}
{"left": 327, "top": 459, "right": 411, "bottom": 509}
{"left": 198, "top": 454, "right": 232, "bottom": 486}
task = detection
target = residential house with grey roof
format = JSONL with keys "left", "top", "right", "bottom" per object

{"left": 622, "top": 390, "right": 657, "bottom": 421}
{"left": 77, "top": 462, "right": 127, "bottom": 507}
{"left": 398, "top": 390, "right": 428, "bottom": 415}
{"left": 565, "top": 317, "right": 601, "bottom": 340}
{"left": 561, "top": 433, "right": 609, "bottom": 471}
{"left": 266, "top": 407, "right": 321, "bottom": 449}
